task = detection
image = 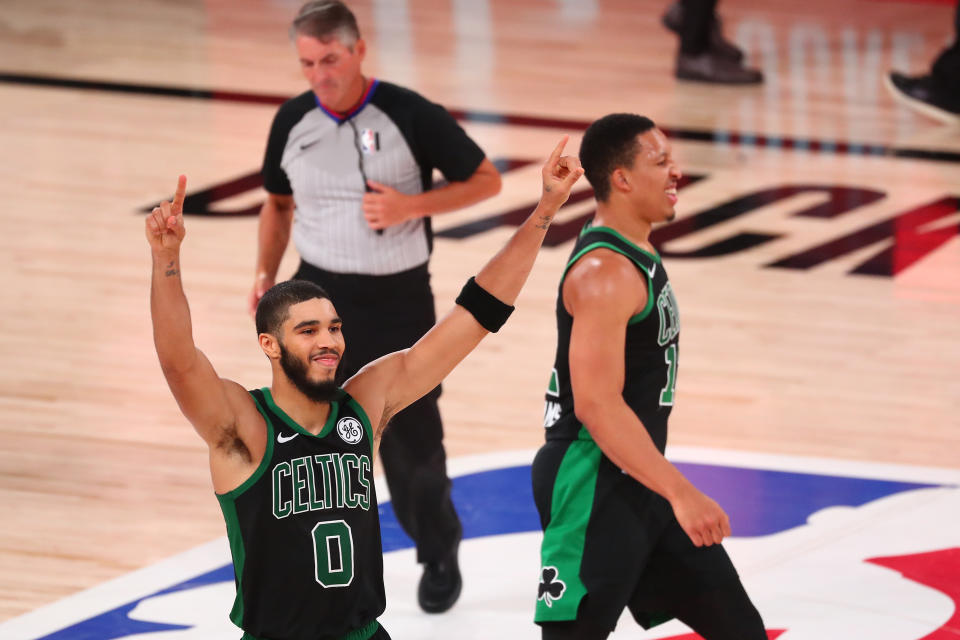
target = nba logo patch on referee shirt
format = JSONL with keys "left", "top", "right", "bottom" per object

{"left": 360, "top": 129, "right": 380, "bottom": 154}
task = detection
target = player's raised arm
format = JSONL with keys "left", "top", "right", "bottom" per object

{"left": 147, "top": 176, "right": 242, "bottom": 446}
{"left": 346, "top": 137, "right": 584, "bottom": 434}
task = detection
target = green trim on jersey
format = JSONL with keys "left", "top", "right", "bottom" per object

{"left": 345, "top": 395, "right": 375, "bottom": 455}
{"left": 215, "top": 393, "right": 277, "bottom": 500}
{"left": 562, "top": 242, "right": 655, "bottom": 326}
{"left": 579, "top": 225, "right": 662, "bottom": 263}
{"left": 215, "top": 391, "right": 280, "bottom": 629}
{"left": 261, "top": 387, "right": 340, "bottom": 438}
{"left": 241, "top": 619, "right": 380, "bottom": 640}
{"left": 535, "top": 439, "right": 603, "bottom": 622}
{"left": 627, "top": 282, "right": 655, "bottom": 325}
{"left": 218, "top": 493, "right": 247, "bottom": 627}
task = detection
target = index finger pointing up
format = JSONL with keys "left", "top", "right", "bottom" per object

{"left": 547, "top": 135, "right": 569, "bottom": 166}
{"left": 172, "top": 174, "right": 187, "bottom": 214}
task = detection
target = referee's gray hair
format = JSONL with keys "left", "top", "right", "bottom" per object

{"left": 289, "top": 1, "right": 361, "bottom": 47}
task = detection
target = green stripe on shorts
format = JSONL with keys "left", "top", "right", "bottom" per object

{"left": 535, "top": 437, "right": 603, "bottom": 622}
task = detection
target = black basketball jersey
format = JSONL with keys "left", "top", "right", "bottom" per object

{"left": 216, "top": 387, "right": 384, "bottom": 640}
{"left": 543, "top": 224, "right": 680, "bottom": 452}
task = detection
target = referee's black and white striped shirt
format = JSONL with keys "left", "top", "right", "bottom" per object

{"left": 262, "top": 80, "right": 486, "bottom": 276}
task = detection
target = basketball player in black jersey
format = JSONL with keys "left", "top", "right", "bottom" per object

{"left": 532, "top": 114, "right": 766, "bottom": 640}
{"left": 146, "top": 138, "right": 583, "bottom": 640}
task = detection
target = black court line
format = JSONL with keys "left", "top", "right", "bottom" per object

{"left": 3, "top": 71, "right": 959, "bottom": 165}
{"left": 0, "top": 72, "right": 289, "bottom": 105}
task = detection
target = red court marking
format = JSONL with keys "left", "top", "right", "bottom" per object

{"left": 867, "top": 548, "right": 960, "bottom": 639}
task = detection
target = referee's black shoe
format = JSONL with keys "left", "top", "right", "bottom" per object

{"left": 884, "top": 72, "right": 960, "bottom": 125}
{"left": 417, "top": 550, "right": 462, "bottom": 613}
{"left": 661, "top": 0, "right": 745, "bottom": 63}
{"left": 676, "top": 52, "right": 763, "bottom": 85}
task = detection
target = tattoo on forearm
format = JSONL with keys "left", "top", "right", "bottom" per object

{"left": 544, "top": 184, "right": 553, "bottom": 192}
{"left": 535, "top": 215, "right": 553, "bottom": 229}
{"left": 164, "top": 260, "right": 179, "bottom": 277}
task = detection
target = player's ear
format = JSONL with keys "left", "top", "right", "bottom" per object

{"left": 259, "top": 333, "right": 281, "bottom": 359}
{"left": 611, "top": 168, "right": 630, "bottom": 193}
{"left": 355, "top": 38, "right": 366, "bottom": 61}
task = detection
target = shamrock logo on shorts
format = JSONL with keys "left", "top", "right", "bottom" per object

{"left": 537, "top": 566, "right": 566, "bottom": 608}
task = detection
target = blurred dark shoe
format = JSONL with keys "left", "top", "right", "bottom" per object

{"left": 676, "top": 52, "right": 763, "bottom": 84}
{"left": 884, "top": 72, "right": 960, "bottom": 125}
{"left": 662, "top": 1, "right": 745, "bottom": 63}
{"left": 417, "top": 550, "right": 462, "bottom": 613}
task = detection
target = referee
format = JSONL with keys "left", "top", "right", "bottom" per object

{"left": 248, "top": 0, "right": 501, "bottom": 614}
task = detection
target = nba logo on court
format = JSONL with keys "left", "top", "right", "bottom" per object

{"left": 4, "top": 450, "right": 958, "bottom": 639}
{"left": 360, "top": 129, "right": 379, "bottom": 154}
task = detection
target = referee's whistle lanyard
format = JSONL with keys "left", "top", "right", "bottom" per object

{"left": 313, "top": 84, "right": 383, "bottom": 234}
{"left": 347, "top": 119, "right": 383, "bottom": 236}
{"left": 345, "top": 119, "right": 372, "bottom": 194}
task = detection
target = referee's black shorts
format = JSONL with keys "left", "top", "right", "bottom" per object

{"left": 292, "top": 260, "right": 437, "bottom": 382}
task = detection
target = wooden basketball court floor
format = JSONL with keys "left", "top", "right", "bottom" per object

{"left": 1, "top": 0, "right": 959, "bottom": 638}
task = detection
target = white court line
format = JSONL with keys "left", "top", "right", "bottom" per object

{"left": 0, "top": 537, "right": 232, "bottom": 640}
{"left": 1, "top": 447, "right": 956, "bottom": 639}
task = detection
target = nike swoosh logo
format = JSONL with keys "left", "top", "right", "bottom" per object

{"left": 277, "top": 432, "right": 299, "bottom": 443}
{"left": 300, "top": 140, "right": 320, "bottom": 150}
{"left": 648, "top": 263, "right": 657, "bottom": 279}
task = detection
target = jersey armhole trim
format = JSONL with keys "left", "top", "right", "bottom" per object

{"left": 345, "top": 394, "right": 376, "bottom": 455}
{"left": 562, "top": 242, "right": 654, "bottom": 325}
{"left": 627, "top": 266, "right": 655, "bottom": 325}
{"left": 214, "top": 390, "right": 276, "bottom": 500}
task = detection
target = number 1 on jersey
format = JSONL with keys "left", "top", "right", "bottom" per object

{"left": 659, "top": 344, "right": 677, "bottom": 406}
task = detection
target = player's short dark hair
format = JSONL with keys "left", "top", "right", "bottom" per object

{"left": 290, "top": 1, "right": 361, "bottom": 46}
{"left": 256, "top": 280, "right": 331, "bottom": 336}
{"left": 580, "top": 113, "right": 656, "bottom": 202}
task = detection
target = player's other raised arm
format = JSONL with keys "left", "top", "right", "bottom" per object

{"left": 147, "top": 176, "right": 242, "bottom": 446}
{"left": 347, "top": 137, "right": 584, "bottom": 432}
